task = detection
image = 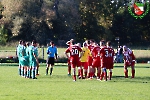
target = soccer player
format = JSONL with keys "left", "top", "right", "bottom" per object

{"left": 80, "top": 42, "right": 91, "bottom": 79}
{"left": 26, "top": 42, "right": 31, "bottom": 78}
{"left": 46, "top": 41, "right": 58, "bottom": 76}
{"left": 66, "top": 40, "right": 71, "bottom": 76}
{"left": 99, "top": 40, "right": 108, "bottom": 81}
{"left": 34, "top": 43, "right": 39, "bottom": 76}
{"left": 19, "top": 41, "right": 29, "bottom": 78}
{"left": 28, "top": 40, "right": 38, "bottom": 79}
{"left": 123, "top": 45, "right": 136, "bottom": 78}
{"left": 91, "top": 42, "right": 101, "bottom": 80}
{"left": 86, "top": 39, "right": 95, "bottom": 78}
{"left": 106, "top": 41, "right": 115, "bottom": 80}
{"left": 65, "top": 39, "right": 74, "bottom": 76}
{"left": 16, "top": 40, "right": 23, "bottom": 76}
{"left": 65, "top": 40, "right": 82, "bottom": 81}
{"left": 76, "top": 43, "right": 83, "bottom": 79}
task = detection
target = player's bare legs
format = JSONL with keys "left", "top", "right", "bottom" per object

{"left": 68, "top": 64, "right": 71, "bottom": 76}
{"left": 72, "top": 68, "right": 76, "bottom": 81}
{"left": 36, "top": 61, "right": 40, "bottom": 75}
{"left": 90, "top": 67, "right": 94, "bottom": 79}
{"left": 124, "top": 66, "right": 128, "bottom": 78}
{"left": 24, "top": 66, "right": 28, "bottom": 78}
{"left": 87, "top": 66, "right": 91, "bottom": 78}
{"left": 78, "top": 66, "right": 83, "bottom": 79}
{"left": 96, "top": 67, "right": 101, "bottom": 79}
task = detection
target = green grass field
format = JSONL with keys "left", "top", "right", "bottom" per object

{"left": 0, "top": 63, "right": 150, "bottom": 100}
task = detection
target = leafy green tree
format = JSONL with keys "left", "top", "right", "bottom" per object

{"left": 52, "top": 0, "right": 81, "bottom": 41}
{"left": 74, "top": 0, "right": 116, "bottom": 42}
{"left": 0, "top": 25, "right": 9, "bottom": 45}
{"left": 0, "top": 0, "right": 150, "bottom": 46}
{"left": 1, "top": 0, "right": 57, "bottom": 44}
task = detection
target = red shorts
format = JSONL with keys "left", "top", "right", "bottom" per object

{"left": 101, "top": 62, "right": 107, "bottom": 68}
{"left": 124, "top": 61, "right": 135, "bottom": 67}
{"left": 88, "top": 57, "right": 93, "bottom": 66}
{"left": 92, "top": 58, "right": 100, "bottom": 68}
{"left": 67, "top": 59, "right": 70, "bottom": 65}
{"left": 70, "top": 58, "right": 81, "bottom": 68}
{"left": 106, "top": 63, "right": 114, "bottom": 69}
{"left": 81, "top": 62, "right": 88, "bottom": 70}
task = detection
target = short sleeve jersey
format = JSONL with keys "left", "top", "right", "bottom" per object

{"left": 19, "top": 45, "right": 26, "bottom": 57}
{"left": 100, "top": 46, "right": 109, "bottom": 63}
{"left": 47, "top": 46, "right": 57, "bottom": 58}
{"left": 22, "top": 46, "right": 26, "bottom": 56}
{"left": 80, "top": 47, "right": 91, "bottom": 62}
{"left": 17, "top": 44, "right": 23, "bottom": 58}
{"left": 26, "top": 46, "right": 30, "bottom": 56}
{"left": 88, "top": 45, "right": 94, "bottom": 51}
{"left": 34, "top": 47, "right": 38, "bottom": 57}
{"left": 28, "top": 45, "right": 35, "bottom": 60}
{"left": 65, "top": 45, "right": 82, "bottom": 58}
{"left": 107, "top": 47, "right": 115, "bottom": 63}
{"left": 123, "top": 48, "right": 135, "bottom": 61}
{"left": 92, "top": 46, "right": 101, "bottom": 58}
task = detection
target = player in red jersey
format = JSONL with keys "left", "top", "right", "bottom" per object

{"left": 99, "top": 40, "right": 108, "bottom": 81}
{"left": 106, "top": 41, "right": 115, "bottom": 80}
{"left": 66, "top": 40, "right": 71, "bottom": 76}
{"left": 76, "top": 43, "right": 83, "bottom": 79}
{"left": 91, "top": 42, "right": 101, "bottom": 79}
{"left": 123, "top": 45, "right": 136, "bottom": 78}
{"left": 86, "top": 39, "right": 95, "bottom": 78}
{"left": 65, "top": 40, "right": 82, "bottom": 81}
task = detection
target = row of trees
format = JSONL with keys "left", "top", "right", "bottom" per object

{"left": 0, "top": 0, "right": 150, "bottom": 46}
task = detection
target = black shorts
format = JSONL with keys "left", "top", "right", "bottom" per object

{"left": 47, "top": 57, "right": 55, "bottom": 65}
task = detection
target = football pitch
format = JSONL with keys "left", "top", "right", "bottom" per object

{"left": 0, "top": 63, "right": 150, "bottom": 100}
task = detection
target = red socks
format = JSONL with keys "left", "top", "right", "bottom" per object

{"left": 124, "top": 69, "right": 128, "bottom": 78}
{"left": 132, "top": 70, "right": 135, "bottom": 78}
{"left": 100, "top": 72, "right": 104, "bottom": 80}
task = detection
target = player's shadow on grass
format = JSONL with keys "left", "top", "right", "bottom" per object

{"left": 41, "top": 74, "right": 72, "bottom": 79}
{"left": 114, "top": 66, "right": 150, "bottom": 68}
{"left": 112, "top": 75, "right": 150, "bottom": 83}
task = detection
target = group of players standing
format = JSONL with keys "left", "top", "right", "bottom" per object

{"left": 65, "top": 39, "right": 136, "bottom": 81}
{"left": 17, "top": 40, "right": 39, "bottom": 79}
{"left": 16, "top": 39, "right": 136, "bottom": 81}
{"left": 17, "top": 40, "right": 58, "bottom": 79}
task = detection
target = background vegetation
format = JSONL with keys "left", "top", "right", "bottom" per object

{"left": 0, "top": 0, "right": 149, "bottom": 46}
{"left": 0, "top": 47, "right": 150, "bottom": 63}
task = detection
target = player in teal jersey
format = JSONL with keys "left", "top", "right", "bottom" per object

{"left": 34, "top": 45, "right": 39, "bottom": 76}
{"left": 28, "top": 40, "right": 38, "bottom": 79}
{"left": 20, "top": 41, "right": 26, "bottom": 77}
{"left": 16, "top": 40, "right": 23, "bottom": 76}
{"left": 19, "top": 41, "right": 29, "bottom": 77}
{"left": 20, "top": 41, "right": 30, "bottom": 78}
{"left": 26, "top": 42, "right": 31, "bottom": 78}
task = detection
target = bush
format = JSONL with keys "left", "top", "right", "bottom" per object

{"left": 136, "top": 57, "right": 150, "bottom": 63}
{"left": 0, "top": 56, "right": 18, "bottom": 63}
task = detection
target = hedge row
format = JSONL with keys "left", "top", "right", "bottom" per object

{"left": 0, "top": 57, "right": 150, "bottom": 63}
